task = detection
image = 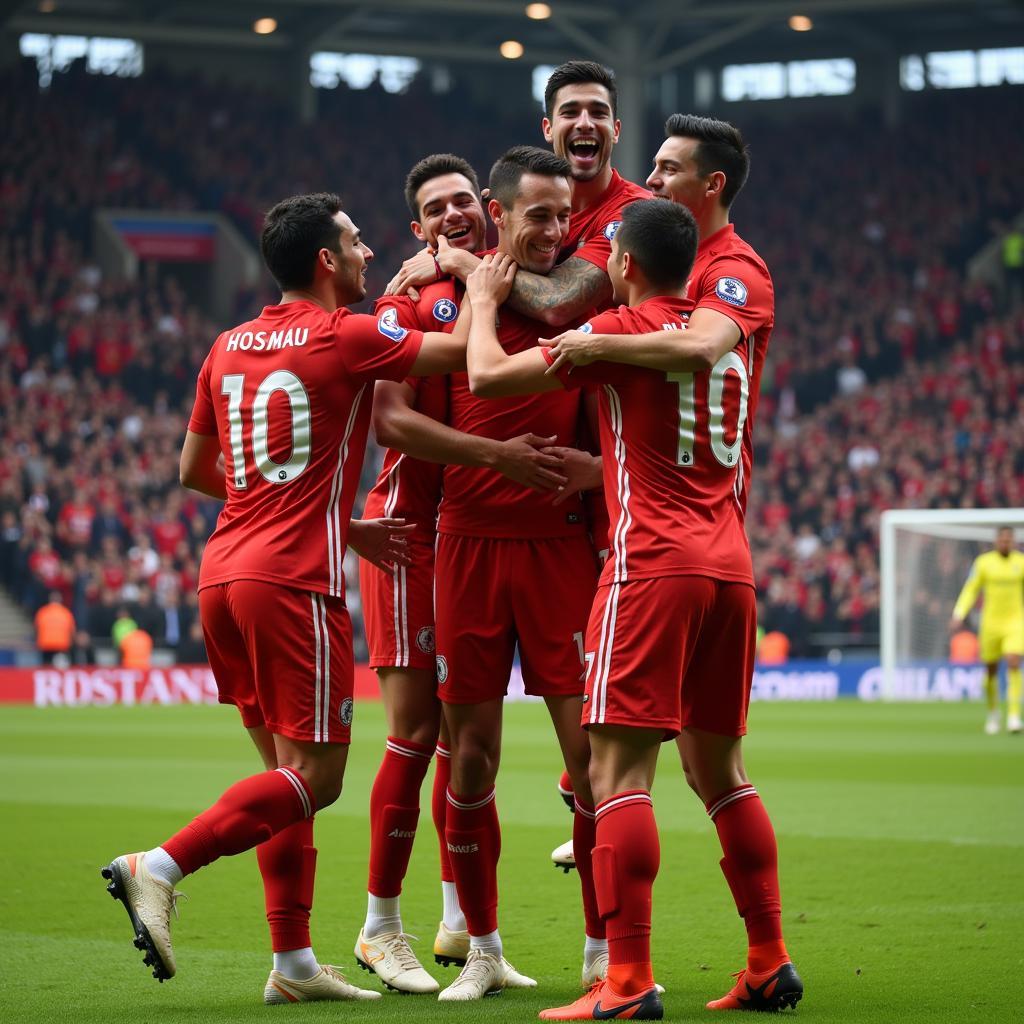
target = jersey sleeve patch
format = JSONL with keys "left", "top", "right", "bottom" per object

{"left": 715, "top": 277, "right": 748, "bottom": 307}
{"left": 603, "top": 220, "right": 622, "bottom": 241}
{"left": 377, "top": 307, "right": 409, "bottom": 342}
{"left": 432, "top": 297, "right": 459, "bottom": 323}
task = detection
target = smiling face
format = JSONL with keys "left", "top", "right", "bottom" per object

{"left": 327, "top": 211, "right": 374, "bottom": 304}
{"left": 412, "top": 172, "right": 487, "bottom": 252}
{"left": 490, "top": 172, "right": 571, "bottom": 274}
{"left": 543, "top": 82, "right": 620, "bottom": 183}
{"left": 646, "top": 135, "right": 722, "bottom": 221}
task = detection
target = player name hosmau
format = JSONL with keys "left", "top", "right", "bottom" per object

{"left": 225, "top": 327, "right": 310, "bottom": 351}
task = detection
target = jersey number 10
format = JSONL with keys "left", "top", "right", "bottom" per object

{"left": 221, "top": 370, "right": 312, "bottom": 489}
{"left": 668, "top": 351, "right": 749, "bottom": 470}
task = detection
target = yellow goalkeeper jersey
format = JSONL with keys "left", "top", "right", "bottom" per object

{"left": 953, "top": 550, "right": 1024, "bottom": 630}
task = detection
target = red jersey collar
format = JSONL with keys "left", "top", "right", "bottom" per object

{"left": 698, "top": 223, "right": 735, "bottom": 253}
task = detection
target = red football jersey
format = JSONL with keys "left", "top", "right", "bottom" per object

{"left": 561, "top": 170, "right": 650, "bottom": 273}
{"left": 361, "top": 282, "right": 460, "bottom": 539}
{"left": 544, "top": 296, "right": 755, "bottom": 587}
{"left": 188, "top": 300, "right": 423, "bottom": 598}
{"left": 439, "top": 303, "right": 586, "bottom": 539}
{"left": 686, "top": 224, "right": 774, "bottom": 515}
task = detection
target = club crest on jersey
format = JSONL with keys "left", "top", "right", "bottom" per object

{"left": 432, "top": 297, "right": 458, "bottom": 323}
{"left": 603, "top": 220, "right": 622, "bottom": 241}
{"left": 339, "top": 698, "right": 354, "bottom": 727}
{"left": 716, "top": 277, "right": 748, "bottom": 307}
{"left": 435, "top": 654, "right": 449, "bottom": 684}
{"left": 416, "top": 626, "right": 436, "bottom": 653}
{"left": 377, "top": 307, "right": 408, "bottom": 342}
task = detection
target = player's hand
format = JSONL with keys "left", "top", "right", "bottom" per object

{"left": 466, "top": 253, "right": 517, "bottom": 307}
{"left": 948, "top": 615, "right": 965, "bottom": 632}
{"left": 385, "top": 248, "right": 438, "bottom": 297}
{"left": 541, "top": 329, "right": 602, "bottom": 373}
{"left": 348, "top": 518, "right": 416, "bottom": 570}
{"left": 434, "top": 234, "right": 480, "bottom": 279}
{"left": 495, "top": 433, "right": 569, "bottom": 491}
{"left": 540, "top": 446, "right": 603, "bottom": 504}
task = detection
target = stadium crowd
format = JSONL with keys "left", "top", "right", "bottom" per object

{"left": 1, "top": 58, "right": 1022, "bottom": 660}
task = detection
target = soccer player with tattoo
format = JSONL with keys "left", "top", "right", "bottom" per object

{"left": 466, "top": 195, "right": 801, "bottom": 1018}
{"left": 354, "top": 154, "right": 563, "bottom": 993}
{"left": 541, "top": 116, "right": 804, "bottom": 1013}
{"left": 431, "top": 146, "right": 604, "bottom": 1002}
{"left": 101, "top": 193, "right": 467, "bottom": 1004}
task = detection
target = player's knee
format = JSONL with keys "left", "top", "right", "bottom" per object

{"left": 450, "top": 737, "right": 499, "bottom": 790}
{"left": 308, "top": 772, "right": 343, "bottom": 809}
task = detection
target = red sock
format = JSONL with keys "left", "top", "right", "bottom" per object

{"left": 594, "top": 791, "right": 658, "bottom": 995}
{"left": 707, "top": 784, "right": 788, "bottom": 972}
{"left": 432, "top": 743, "right": 454, "bottom": 882}
{"left": 559, "top": 769, "right": 574, "bottom": 797}
{"left": 573, "top": 799, "right": 603, "bottom": 938}
{"left": 367, "top": 737, "right": 433, "bottom": 898}
{"left": 445, "top": 787, "right": 500, "bottom": 935}
{"left": 257, "top": 816, "right": 316, "bottom": 952}
{"left": 162, "top": 767, "right": 314, "bottom": 877}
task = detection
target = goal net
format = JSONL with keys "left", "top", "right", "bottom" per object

{"left": 880, "top": 508, "right": 1024, "bottom": 693}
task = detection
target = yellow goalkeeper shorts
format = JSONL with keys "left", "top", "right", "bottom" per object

{"left": 979, "top": 620, "right": 1024, "bottom": 663}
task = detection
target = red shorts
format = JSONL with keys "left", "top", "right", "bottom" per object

{"left": 583, "top": 575, "right": 756, "bottom": 738}
{"left": 200, "top": 580, "right": 354, "bottom": 744}
{"left": 359, "top": 538, "right": 436, "bottom": 671}
{"left": 434, "top": 533, "right": 598, "bottom": 704}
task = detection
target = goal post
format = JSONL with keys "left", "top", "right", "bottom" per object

{"left": 879, "top": 508, "right": 1024, "bottom": 697}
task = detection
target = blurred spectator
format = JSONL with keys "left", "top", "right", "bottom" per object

{"left": 950, "top": 629, "right": 980, "bottom": 664}
{"left": 759, "top": 631, "right": 791, "bottom": 666}
{"left": 111, "top": 607, "right": 138, "bottom": 649}
{"left": 120, "top": 627, "right": 153, "bottom": 669}
{"left": 34, "top": 590, "right": 74, "bottom": 665}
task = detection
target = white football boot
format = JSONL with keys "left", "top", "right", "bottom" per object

{"left": 354, "top": 929, "right": 439, "bottom": 993}
{"left": 552, "top": 839, "right": 576, "bottom": 873}
{"left": 433, "top": 921, "right": 470, "bottom": 967}
{"left": 102, "top": 852, "right": 184, "bottom": 981}
{"left": 264, "top": 964, "right": 381, "bottom": 1003}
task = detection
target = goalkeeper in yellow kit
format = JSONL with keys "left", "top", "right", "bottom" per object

{"left": 950, "top": 527, "right": 1024, "bottom": 734}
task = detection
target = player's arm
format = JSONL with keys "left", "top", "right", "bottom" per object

{"left": 179, "top": 430, "right": 226, "bottom": 500}
{"left": 408, "top": 304, "right": 471, "bottom": 376}
{"left": 950, "top": 560, "right": 984, "bottom": 630}
{"left": 373, "top": 379, "right": 567, "bottom": 492}
{"left": 545, "top": 306, "right": 740, "bottom": 374}
{"left": 385, "top": 236, "right": 483, "bottom": 297}
{"left": 504, "top": 255, "right": 613, "bottom": 328}
{"left": 466, "top": 255, "right": 563, "bottom": 397}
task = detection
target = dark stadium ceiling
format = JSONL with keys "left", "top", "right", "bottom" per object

{"left": 7, "top": 0, "right": 1024, "bottom": 70}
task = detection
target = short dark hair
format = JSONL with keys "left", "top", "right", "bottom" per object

{"left": 260, "top": 192, "right": 344, "bottom": 291}
{"left": 488, "top": 145, "right": 571, "bottom": 210}
{"left": 614, "top": 199, "right": 698, "bottom": 291}
{"left": 404, "top": 153, "right": 481, "bottom": 220}
{"left": 544, "top": 60, "right": 617, "bottom": 118}
{"left": 664, "top": 113, "right": 750, "bottom": 208}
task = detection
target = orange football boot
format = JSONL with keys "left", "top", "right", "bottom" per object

{"left": 539, "top": 980, "right": 663, "bottom": 1020}
{"left": 706, "top": 962, "right": 803, "bottom": 1011}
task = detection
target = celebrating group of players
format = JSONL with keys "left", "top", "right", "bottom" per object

{"left": 101, "top": 60, "right": 803, "bottom": 1019}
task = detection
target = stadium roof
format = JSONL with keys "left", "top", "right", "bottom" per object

{"left": 8, "top": 0, "right": 1024, "bottom": 71}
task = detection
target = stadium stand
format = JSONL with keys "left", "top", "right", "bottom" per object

{"left": 1, "top": 56, "right": 1021, "bottom": 661}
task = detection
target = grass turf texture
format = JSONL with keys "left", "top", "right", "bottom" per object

{"left": 1, "top": 700, "right": 1021, "bottom": 1023}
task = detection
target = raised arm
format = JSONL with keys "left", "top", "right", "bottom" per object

{"left": 545, "top": 306, "right": 741, "bottom": 375}
{"left": 505, "top": 255, "right": 613, "bottom": 328}
{"left": 465, "top": 255, "right": 563, "bottom": 397}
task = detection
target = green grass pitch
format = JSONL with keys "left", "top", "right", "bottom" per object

{"left": 1, "top": 699, "right": 1021, "bottom": 1023}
